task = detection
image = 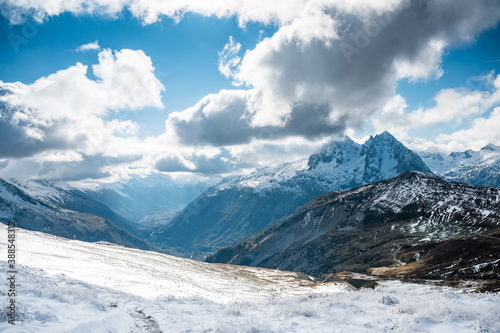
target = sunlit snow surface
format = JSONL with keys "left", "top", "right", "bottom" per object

{"left": 1, "top": 224, "right": 499, "bottom": 332}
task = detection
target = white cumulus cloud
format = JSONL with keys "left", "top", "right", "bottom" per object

{"left": 371, "top": 73, "right": 500, "bottom": 152}
{"left": 0, "top": 0, "right": 309, "bottom": 26}
{"left": 3, "top": 0, "right": 500, "bottom": 179}
{"left": 0, "top": 48, "right": 165, "bottom": 180}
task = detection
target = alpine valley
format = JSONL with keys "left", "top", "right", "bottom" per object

{"left": 1, "top": 131, "right": 500, "bottom": 332}
{"left": 4, "top": 3, "right": 500, "bottom": 331}
{"left": 0, "top": 174, "right": 212, "bottom": 254}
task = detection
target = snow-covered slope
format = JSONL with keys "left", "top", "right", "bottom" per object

{"left": 0, "top": 224, "right": 346, "bottom": 302}
{"left": 7, "top": 178, "right": 142, "bottom": 237}
{"left": 419, "top": 144, "right": 500, "bottom": 188}
{"left": 1, "top": 224, "right": 499, "bottom": 332}
{"left": 208, "top": 171, "right": 500, "bottom": 278}
{"left": 152, "top": 132, "right": 430, "bottom": 257}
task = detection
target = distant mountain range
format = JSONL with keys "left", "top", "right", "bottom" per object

{"left": 74, "top": 173, "right": 213, "bottom": 230}
{"left": 207, "top": 171, "right": 500, "bottom": 280}
{"left": 419, "top": 143, "right": 500, "bottom": 188}
{"left": 150, "top": 132, "right": 431, "bottom": 257}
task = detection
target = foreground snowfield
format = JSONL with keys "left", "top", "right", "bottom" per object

{"left": 1, "top": 224, "right": 499, "bottom": 332}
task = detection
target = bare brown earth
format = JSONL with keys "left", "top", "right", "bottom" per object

{"left": 368, "top": 235, "right": 500, "bottom": 279}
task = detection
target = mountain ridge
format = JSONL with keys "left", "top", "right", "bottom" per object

{"left": 0, "top": 177, "right": 161, "bottom": 252}
{"left": 206, "top": 171, "right": 500, "bottom": 279}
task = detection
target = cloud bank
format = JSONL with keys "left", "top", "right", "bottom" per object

{"left": 0, "top": 0, "right": 309, "bottom": 26}
{"left": 166, "top": 0, "right": 500, "bottom": 148}
{"left": 2, "top": 0, "right": 500, "bottom": 180}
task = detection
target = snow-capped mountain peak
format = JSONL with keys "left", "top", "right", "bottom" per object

{"left": 304, "top": 131, "right": 430, "bottom": 191}
{"left": 307, "top": 135, "right": 360, "bottom": 170}
{"left": 481, "top": 143, "right": 500, "bottom": 152}
{"left": 223, "top": 131, "right": 430, "bottom": 195}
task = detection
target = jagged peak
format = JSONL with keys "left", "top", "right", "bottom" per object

{"left": 365, "top": 131, "right": 400, "bottom": 146}
{"left": 481, "top": 143, "right": 500, "bottom": 152}
{"left": 450, "top": 149, "right": 475, "bottom": 159}
{"left": 361, "top": 132, "right": 407, "bottom": 156}
{"left": 446, "top": 144, "right": 499, "bottom": 158}
{"left": 378, "top": 130, "right": 395, "bottom": 138}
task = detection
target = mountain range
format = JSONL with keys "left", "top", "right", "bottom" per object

{"left": 76, "top": 173, "right": 213, "bottom": 230}
{"left": 1, "top": 131, "right": 499, "bottom": 266}
{"left": 0, "top": 174, "right": 212, "bottom": 253}
{"left": 0, "top": 178, "right": 156, "bottom": 251}
{"left": 150, "top": 132, "right": 431, "bottom": 257}
{"left": 207, "top": 171, "right": 500, "bottom": 280}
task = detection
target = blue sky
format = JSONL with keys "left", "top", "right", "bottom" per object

{"left": 1, "top": 0, "right": 500, "bottom": 182}
{"left": 398, "top": 25, "right": 500, "bottom": 109}
{"left": 395, "top": 24, "right": 500, "bottom": 140}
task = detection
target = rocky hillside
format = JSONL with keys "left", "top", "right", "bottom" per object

{"left": 206, "top": 172, "right": 500, "bottom": 280}
{"left": 151, "top": 132, "right": 431, "bottom": 258}
{"left": 9, "top": 178, "right": 144, "bottom": 237}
